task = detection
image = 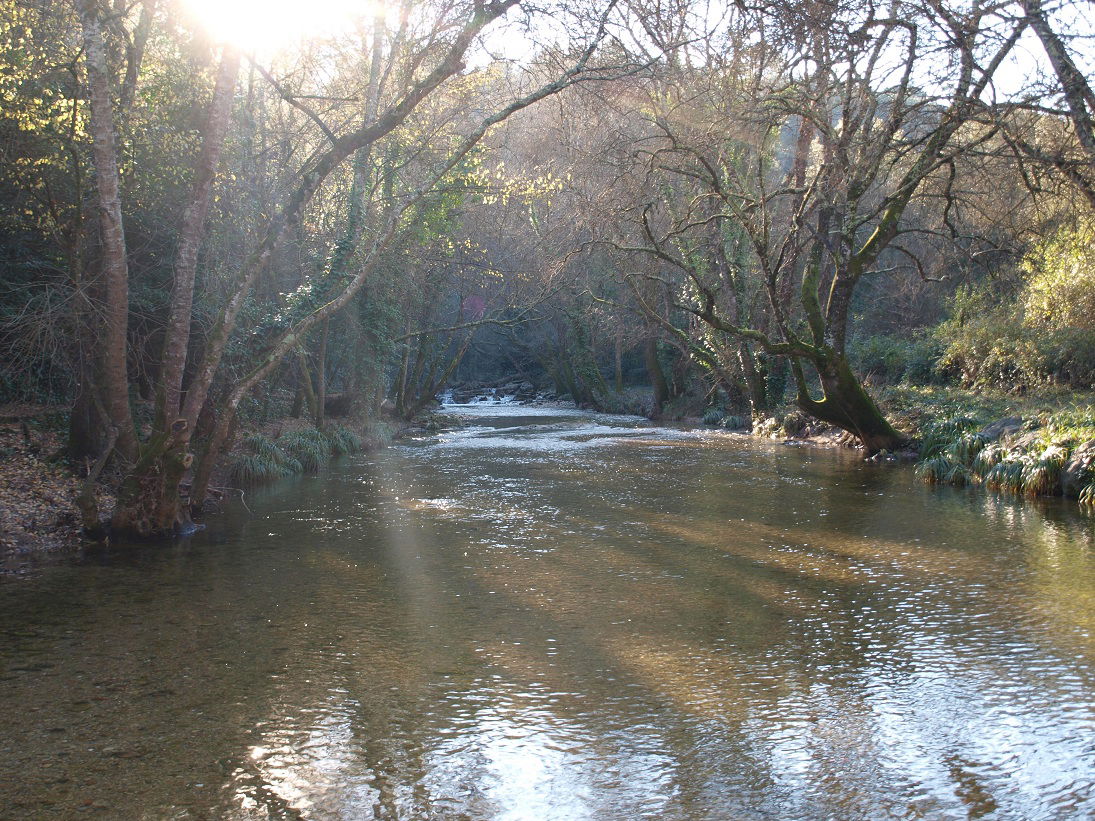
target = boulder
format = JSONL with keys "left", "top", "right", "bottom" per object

{"left": 979, "top": 416, "right": 1023, "bottom": 441}
{"left": 1004, "top": 430, "right": 1042, "bottom": 452}
{"left": 1061, "top": 439, "right": 1095, "bottom": 497}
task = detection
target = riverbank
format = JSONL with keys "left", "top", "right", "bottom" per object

{"left": 0, "top": 411, "right": 396, "bottom": 565}
{"left": 881, "top": 385, "right": 1095, "bottom": 508}
{"left": 739, "top": 384, "right": 1095, "bottom": 507}
{"left": 0, "top": 407, "right": 99, "bottom": 564}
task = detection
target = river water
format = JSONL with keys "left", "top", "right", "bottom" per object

{"left": 1, "top": 403, "right": 1093, "bottom": 819}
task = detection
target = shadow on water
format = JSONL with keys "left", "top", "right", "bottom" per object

{"left": 1, "top": 405, "right": 1093, "bottom": 819}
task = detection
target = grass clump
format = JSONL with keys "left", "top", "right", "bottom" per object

{"left": 984, "top": 458, "right": 1028, "bottom": 494}
{"left": 915, "top": 454, "right": 970, "bottom": 486}
{"left": 1020, "top": 444, "right": 1070, "bottom": 497}
{"left": 918, "top": 416, "right": 980, "bottom": 459}
{"left": 228, "top": 433, "right": 301, "bottom": 485}
{"left": 946, "top": 432, "right": 987, "bottom": 464}
{"left": 325, "top": 424, "right": 364, "bottom": 455}
{"left": 971, "top": 442, "right": 1006, "bottom": 480}
{"left": 280, "top": 428, "right": 332, "bottom": 473}
{"left": 702, "top": 408, "right": 724, "bottom": 426}
{"left": 1079, "top": 481, "right": 1095, "bottom": 508}
{"left": 229, "top": 424, "right": 370, "bottom": 487}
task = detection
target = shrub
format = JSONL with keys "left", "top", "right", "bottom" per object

{"left": 849, "top": 334, "right": 943, "bottom": 386}
{"left": 850, "top": 335, "right": 910, "bottom": 384}
{"left": 1023, "top": 218, "right": 1095, "bottom": 329}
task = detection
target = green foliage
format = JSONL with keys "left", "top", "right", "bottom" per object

{"left": 918, "top": 416, "right": 979, "bottom": 459}
{"left": 915, "top": 453, "right": 968, "bottom": 485}
{"left": 971, "top": 442, "right": 1006, "bottom": 480}
{"left": 228, "top": 433, "right": 301, "bottom": 486}
{"left": 1079, "top": 481, "right": 1095, "bottom": 508}
{"left": 721, "top": 415, "right": 747, "bottom": 430}
{"left": 1021, "top": 444, "right": 1069, "bottom": 497}
{"left": 1023, "top": 219, "right": 1095, "bottom": 329}
{"left": 849, "top": 334, "right": 942, "bottom": 386}
{"left": 946, "top": 432, "right": 987, "bottom": 464}
{"left": 228, "top": 425, "right": 365, "bottom": 486}
{"left": 325, "top": 424, "right": 364, "bottom": 455}
{"left": 984, "top": 458, "right": 1028, "bottom": 494}
{"left": 936, "top": 269, "right": 1095, "bottom": 391}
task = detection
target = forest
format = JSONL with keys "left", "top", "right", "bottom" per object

{"left": 2, "top": 0, "right": 1095, "bottom": 547}
{"left": 4, "top": 2, "right": 1095, "bottom": 817}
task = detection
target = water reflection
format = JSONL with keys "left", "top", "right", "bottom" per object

{"left": 1, "top": 405, "right": 1093, "bottom": 819}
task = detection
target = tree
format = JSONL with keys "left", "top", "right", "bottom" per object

{"left": 597, "top": 0, "right": 1027, "bottom": 450}
{"left": 67, "top": 0, "right": 628, "bottom": 536}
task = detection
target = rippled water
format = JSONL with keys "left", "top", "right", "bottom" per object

{"left": 2, "top": 404, "right": 1094, "bottom": 819}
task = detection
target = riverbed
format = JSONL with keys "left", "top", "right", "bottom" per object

{"left": 1, "top": 403, "right": 1093, "bottom": 819}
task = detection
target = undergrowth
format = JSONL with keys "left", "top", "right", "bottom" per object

{"left": 227, "top": 424, "right": 368, "bottom": 487}
{"left": 913, "top": 408, "right": 1095, "bottom": 513}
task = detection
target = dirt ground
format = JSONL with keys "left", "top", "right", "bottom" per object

{"left": 0, "top": 406, "right": 97, "bottom": 565}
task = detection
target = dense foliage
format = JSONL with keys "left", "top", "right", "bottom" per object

{"left": 1, "top": 0, "right": 1093, "bottom": 535}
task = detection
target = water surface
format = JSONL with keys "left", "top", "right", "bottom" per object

{"left": 1, "top": 404, "right": 1093, "bottom": 819}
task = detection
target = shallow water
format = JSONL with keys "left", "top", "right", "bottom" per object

{"left": 1, "top": 404, "right": 1094, "bottom": 819}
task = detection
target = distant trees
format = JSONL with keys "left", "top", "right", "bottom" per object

{"left": 3, "top": 0, "right": 1095, "bottom": 541}
{"left": 0, "top": 0, "right": 630, "bottom": 537}
{"left": 570, "top": 0, "right": 1040, "bottom": 450}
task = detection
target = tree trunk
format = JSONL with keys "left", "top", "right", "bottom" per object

{"left": 110, "top": 47, "right": 240, "bottom": 538}
{"left": 614, "top": 329, "right": 624, "bottom": 392}
{"left": 111, "top": 420, "right": 196, "bottom": 537}
{"left": 297, "top": 349, "right": 320, "bottom": 421}
{"left": 737, "top": 342, "right": 769, "bottom": 420}
{"left": 157, "top": 47, "right": 240, "bottom": 429}
{"left": 315, "top": 319, "right": 329, "bottom": 429}
{"left": 77, "top": 0, "right": 137, "bottom": 462}
{"left": 644, "top": 337, "right": 670, "bottom": 416}
{"left": 795, "top": 355, "right": 903, "bottom": 454}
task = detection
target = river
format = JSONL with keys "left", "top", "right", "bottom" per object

{"left": 1, "top": 403, "right": 1093, "bottom": 819}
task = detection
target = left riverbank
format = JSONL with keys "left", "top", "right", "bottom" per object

{"left": 0, "top": 408, "right": 399, "bottom": 564}
{"left": 0, "top": 407, "right": 100, "bottom": 563}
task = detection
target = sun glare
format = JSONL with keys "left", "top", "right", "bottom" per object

{"left": 183, "top": 0, "right": 385, "bottom": 51}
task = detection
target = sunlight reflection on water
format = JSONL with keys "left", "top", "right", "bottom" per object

{"left": 0, "top": 404, "right": 1093, "bottom": 819}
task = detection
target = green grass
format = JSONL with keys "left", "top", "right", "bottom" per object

{"left": 889, "top": 384, "right": 1095, "bottom": 509}
{"left": 879, "top": 384, "right": 1095, "bottom": 443}
{"left": 279, "top": 428, "right": 332, "bottom": 473}
{"left": 228, "top": 424, "right": 369, "bottom": 486}
{"left": 228, "top": 433, "right": 301, "bottom": 485}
